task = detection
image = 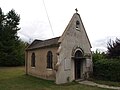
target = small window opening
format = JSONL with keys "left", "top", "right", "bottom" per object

{"left": 31, "top": 52, "right": 35, "bottom": 67}
{"left": 76, "top": 20, "right": 80, "bottom": 28}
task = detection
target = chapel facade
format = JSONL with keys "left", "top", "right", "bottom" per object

{"left": 25, "top": 12, "right": 93, "bottom": 84}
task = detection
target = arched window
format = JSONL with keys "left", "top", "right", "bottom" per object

{"left": 31, "top": 52, "right": 35, "bottom": 67}
{"left": 75, "top": 50, "right": 83, "bottom": 58}
{"left": 47, "top": 51, "right": 53, "bottom": 69}
{"left": 76, "top": 20, "right": 80, "bottom": 28}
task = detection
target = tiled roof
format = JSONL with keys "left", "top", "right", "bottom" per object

{"left": 26, "top": 37, "right": 60, "bottom": 50}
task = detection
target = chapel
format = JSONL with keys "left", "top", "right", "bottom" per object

{"left": 25, "top": 10, "right": 93, "bottom": 84}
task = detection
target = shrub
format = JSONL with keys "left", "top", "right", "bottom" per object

{"left": 93, "top": 59, "right": 120, "bottom": 81}
{"left": 92, "top": 50, "right": 106, "bottom": 63}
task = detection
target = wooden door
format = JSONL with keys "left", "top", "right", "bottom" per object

{"left": 75, "top": 59, "right": 81, "bottom": 79}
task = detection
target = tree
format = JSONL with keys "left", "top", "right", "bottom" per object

{"left": 107, "top": 38, "right": 120, "bottom": 59}
{"left": 0, "top": 8, "right": 25, "bottom": 66}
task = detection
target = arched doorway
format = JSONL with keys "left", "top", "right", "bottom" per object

{"left": 74, "top": 50, "right": 84, "bottom": 79}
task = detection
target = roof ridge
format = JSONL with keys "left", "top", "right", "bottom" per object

{"left": 43, "top": 36, "right": 61, "bottom": 41}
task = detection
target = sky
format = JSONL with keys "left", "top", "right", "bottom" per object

{"left": 0, "top": 0, "right": 120, "bottom": 51}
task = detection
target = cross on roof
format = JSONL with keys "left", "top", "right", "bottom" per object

{"left": 75, "top": 8, "right": 78, "bottom": 13}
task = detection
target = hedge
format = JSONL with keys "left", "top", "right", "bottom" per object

{"left": 93, "top": 59, "right": 120, "bottom": 81}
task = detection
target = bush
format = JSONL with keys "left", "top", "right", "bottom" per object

{"left": 93, "top": 59, "right": 120, "bottom": 81}
{"left": 92, "top": 50, "right": 106, "bottom": 63}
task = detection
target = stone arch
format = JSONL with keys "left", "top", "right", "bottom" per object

{"left": 72, "top": 47, "right": 85, "bottom": 80}
{"left": 75, "top": 50, "right": 83, "bottom": 58}
{"left": 71, "top": 46, "right": 84, "bottom": 57}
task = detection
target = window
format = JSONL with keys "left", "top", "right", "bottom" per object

{"left": 76, "top": 20, "right": 80, "bottom": 28}
{"left": 31, "top": 52, "right": 35, "bottom": 67}
{"left": 75, "top": 50, "right": 83, "bottom": 58}
{"left": 47, "top": 51, "right": 53, "bottom": 69}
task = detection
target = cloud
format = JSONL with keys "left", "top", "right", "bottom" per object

{"left": 1, "top": 0, "right": 120, "bottom": 52}
{"left": 92, "top": 36, "right": 120, "bottom": 52}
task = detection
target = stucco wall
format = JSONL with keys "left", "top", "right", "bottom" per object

{"left": 56, "top": 13, "right": 92, "bottom": 84}
{"left": 26, "top": 46, "right": 58, "bottom": 80}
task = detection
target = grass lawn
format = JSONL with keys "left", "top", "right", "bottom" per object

{"left": 0, "top": 67, "right": 111, "bottom": 90}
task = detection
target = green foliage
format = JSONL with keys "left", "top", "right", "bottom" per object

{"left": 93, "top": 59, "right": 120, "bottom": 81}
{"left": 92, "top": 50, "right": 106, "bottom": 63}
{"left": 0, "top": 8, "right": 26, "bottom": 66}
{"left": 93, "top": 50, "right": 120, "bottom": 82}
{"left": 107, "top": 38, "right": 120, "bottom": 59}
{"left": 92, "top": 37, "right": 120, "bottom": 82}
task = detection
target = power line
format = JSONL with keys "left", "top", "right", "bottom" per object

{"left": 42, "top": 0, "right": 54, "bottom": 37}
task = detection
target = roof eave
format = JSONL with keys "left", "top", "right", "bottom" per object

{"left": 26, "top": 43, "right": 60, "bottom": 51}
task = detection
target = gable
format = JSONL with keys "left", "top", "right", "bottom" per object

{"left": 58, "top": 13, "right": 92, "bottom": 48}
{"left": 26, "top": 12, "right": 91, "bottom": 51}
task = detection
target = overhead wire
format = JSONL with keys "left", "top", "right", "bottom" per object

{"left": 42, "top": 0, "right": 54, "bottom": 37}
